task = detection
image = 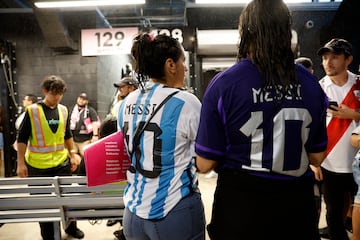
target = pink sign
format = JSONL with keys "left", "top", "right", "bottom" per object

{"left": 81, "top": 27, "right": 138, "bottom": 56}
{"left": 84, "top": 131, "right": 131, "bottom": 186}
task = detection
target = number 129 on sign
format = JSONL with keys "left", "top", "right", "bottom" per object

{"left": 81, "top": 27, "right": 139, "bottom": 56}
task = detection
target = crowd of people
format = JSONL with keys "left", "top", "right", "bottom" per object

{"left": 11, "top": 0, "right": 360, "bottom": 239}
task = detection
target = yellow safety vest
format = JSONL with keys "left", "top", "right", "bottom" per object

{"left": 25, "top": 103, "right": 68, "bottom": 169}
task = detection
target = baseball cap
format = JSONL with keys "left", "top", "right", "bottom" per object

{"left": 113, "top": 77, "right": 138, "bottom": 88}
{"left": 295, "top": 57, "right": 313, "bottom": 69}
{"left": 317, "top": 38, "right": 352, "bottom": 56}
{"left": 78, "top": 93, "right": 88, "bottom": 100}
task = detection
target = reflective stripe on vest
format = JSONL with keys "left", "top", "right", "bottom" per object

{"left": 27, "top": 104, "right": 67, "bottom": 153}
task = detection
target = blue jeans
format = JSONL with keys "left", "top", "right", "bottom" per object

{"left": 123, "top": 192, "right": 205, "bottom": 240}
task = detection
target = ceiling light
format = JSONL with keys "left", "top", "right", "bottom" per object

{"left": 34, "top": 0, "right": 145, "bottom": 8}
{"left": 195, "top": 0, "right": 314, "bottom": 3}
{"left": 195, "top": 0, "right": 249, "bottom": 3}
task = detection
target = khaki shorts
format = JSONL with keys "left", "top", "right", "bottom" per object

{"left": 73, "top": 140, "right": 91, "bottom": 157}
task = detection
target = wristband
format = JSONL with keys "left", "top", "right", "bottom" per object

{"left": 93, "top": 134, "right": 98, "bottom": 137}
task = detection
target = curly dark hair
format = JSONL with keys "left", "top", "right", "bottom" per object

{"left": 41, "top": 75, "right": 66, "bottom": 94}
{"left": 237, "top": 0, "right": 298, "bottom": 100}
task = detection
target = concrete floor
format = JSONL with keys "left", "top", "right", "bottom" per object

{"left": 0, "top": 173, "right": 347, "bottom": 240}
{"left": 0, "top": 173, "right": 216, "bottom": 240}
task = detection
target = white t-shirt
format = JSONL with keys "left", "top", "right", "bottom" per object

{"left": 15, "top": 112, "right": 26, "bottom": 130}
{"left": 319, "top": 71, "right": 358, "bottom": 173}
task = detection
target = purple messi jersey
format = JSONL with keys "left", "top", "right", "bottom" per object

{"left": 195, "top": 58, "right": 328, "bottom": 178}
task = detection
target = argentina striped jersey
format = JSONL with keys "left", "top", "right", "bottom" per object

{"left": 118, "top": 83, "right": 201, "bottom": 219}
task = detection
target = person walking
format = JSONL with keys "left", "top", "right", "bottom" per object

{"left": 195, "top": 1, "right": 328, "bottom": 239}
{"left": 16, "top": 75, "right": 84, "bottom": 240}
{"left": 317, "top": 38, "right": 360, "bottom": 240}
{"left": 117, "top": 33, "right": 205, "bottom": 240}
{"left": 70, "top": 92, "right": 100, "bottom": 157}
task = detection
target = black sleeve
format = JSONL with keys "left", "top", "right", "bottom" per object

{"left": 89, "top": 107, "right": 98, "bottom": 122}
{"left": 65, "top": 107, "right": 73, "bottom": 140}
{"left": 17, "top": 111, "right": 31, "bottom": 144}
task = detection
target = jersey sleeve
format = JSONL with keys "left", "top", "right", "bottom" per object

{"left": 304, "top": 84, "right": 328, "bottom": 154}
{"left": 183, "top": 93, "right": 201, "bottom": 142}
{"left": 195, "top": 82, "right": 226, "bottom": 161}
{"left": 65, "top": 106, "right": 73, "bottom": 139}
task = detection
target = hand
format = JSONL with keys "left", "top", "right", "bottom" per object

{"left": 310, "top": 165, "right": 323, "bottom": 181}
{"left": 70, "top": 153, "right": 81, "bottom": 173}
{"left": 16, "top": 163, "right": 28, "bottom": 178}
{"left": 327, "top": 104, "right": 358, "bottom": 120}
{"left": 91, "top": 135, "right": 99, "bottom": 142}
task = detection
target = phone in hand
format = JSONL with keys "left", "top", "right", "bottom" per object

{"left": 329, "top": 101, "right": 338, "bottom": 111}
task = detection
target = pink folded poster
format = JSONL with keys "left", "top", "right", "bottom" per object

{"left": 84, "top": 131, "right": 130, "bottom": 187}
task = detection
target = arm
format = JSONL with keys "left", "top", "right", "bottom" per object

{"left": 196, "top": 155, "right": 218, "bottom": 173}
{"left": 308, "top": 151, "right": 326, "bottom": 167}
{"left": 64, "top": 111, "right": 80, "bottom": 172}
{"left": 91, "top": 121, "right": 99, "bottom": 140}
{"left": 328, "top": 104, "right": 360, "bottom": 121}
{"left": 16, "top": 142, "right": 28, "bottom": 177}
{"left": 16, "top": 111, "right": 31, "bottom": 178}
{"left": 89, "top": 107, "right": 99, "bottom": 140}
{"left": 65, "top": 137, "right": 80, "bottom": 172}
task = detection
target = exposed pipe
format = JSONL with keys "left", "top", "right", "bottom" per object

{"left": 0, "top": 53, "right": 18, "bottom": 109}
{"left": 96, "top": 7, "right": 112, "bottom": 28}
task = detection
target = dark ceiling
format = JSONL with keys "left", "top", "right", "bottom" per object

{"left": 0, "top": 0, "right": 198, "bottom": 51}
{"left": 0, "top": 0, "right": 343, "bottom": 52}
{"left": 0, "top": 0, "right": 191, "bottom": 27}
{"left": 0, "top": 0, "right": 342, "bottom": 28}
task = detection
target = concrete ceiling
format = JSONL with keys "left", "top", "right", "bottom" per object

{"left": 0, "top": 0, "right": 189, "bottom": 27}
{"left": 0, "top": 0, "right": 190, "bottom": 51}
{"left": 0, "top": 0, "right": 342, "bottom": 53}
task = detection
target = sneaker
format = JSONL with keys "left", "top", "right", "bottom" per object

{"left": 345, "top": 217, "right": 353, "bottom": 233}
{"left": 65, "top": 228, "right": 85, "bottom": 239}
{"left": 114, "top": 229, "right": 126, "bottom": 240}
{"left": 106, "top": 219, "right": 119, "bottom": 227}
{"left": 205, "top": 171, "right": 218, "bottom": 179}
{"left": 319, "top": 226, "right": 330, "bottom": 239}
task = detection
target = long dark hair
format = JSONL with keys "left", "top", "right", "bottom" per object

{"left": 237, "top": 0, "right": 297, "bottom": 100}
{"left": 131, "top": 33, "right": 183, "bottom": 90}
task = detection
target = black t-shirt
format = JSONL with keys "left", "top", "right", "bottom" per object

{"left": 70, "top": 105, "right": 98, "bottom": 143}
{"left": 17, "top": 102, "right": 72, "bottom": 144}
